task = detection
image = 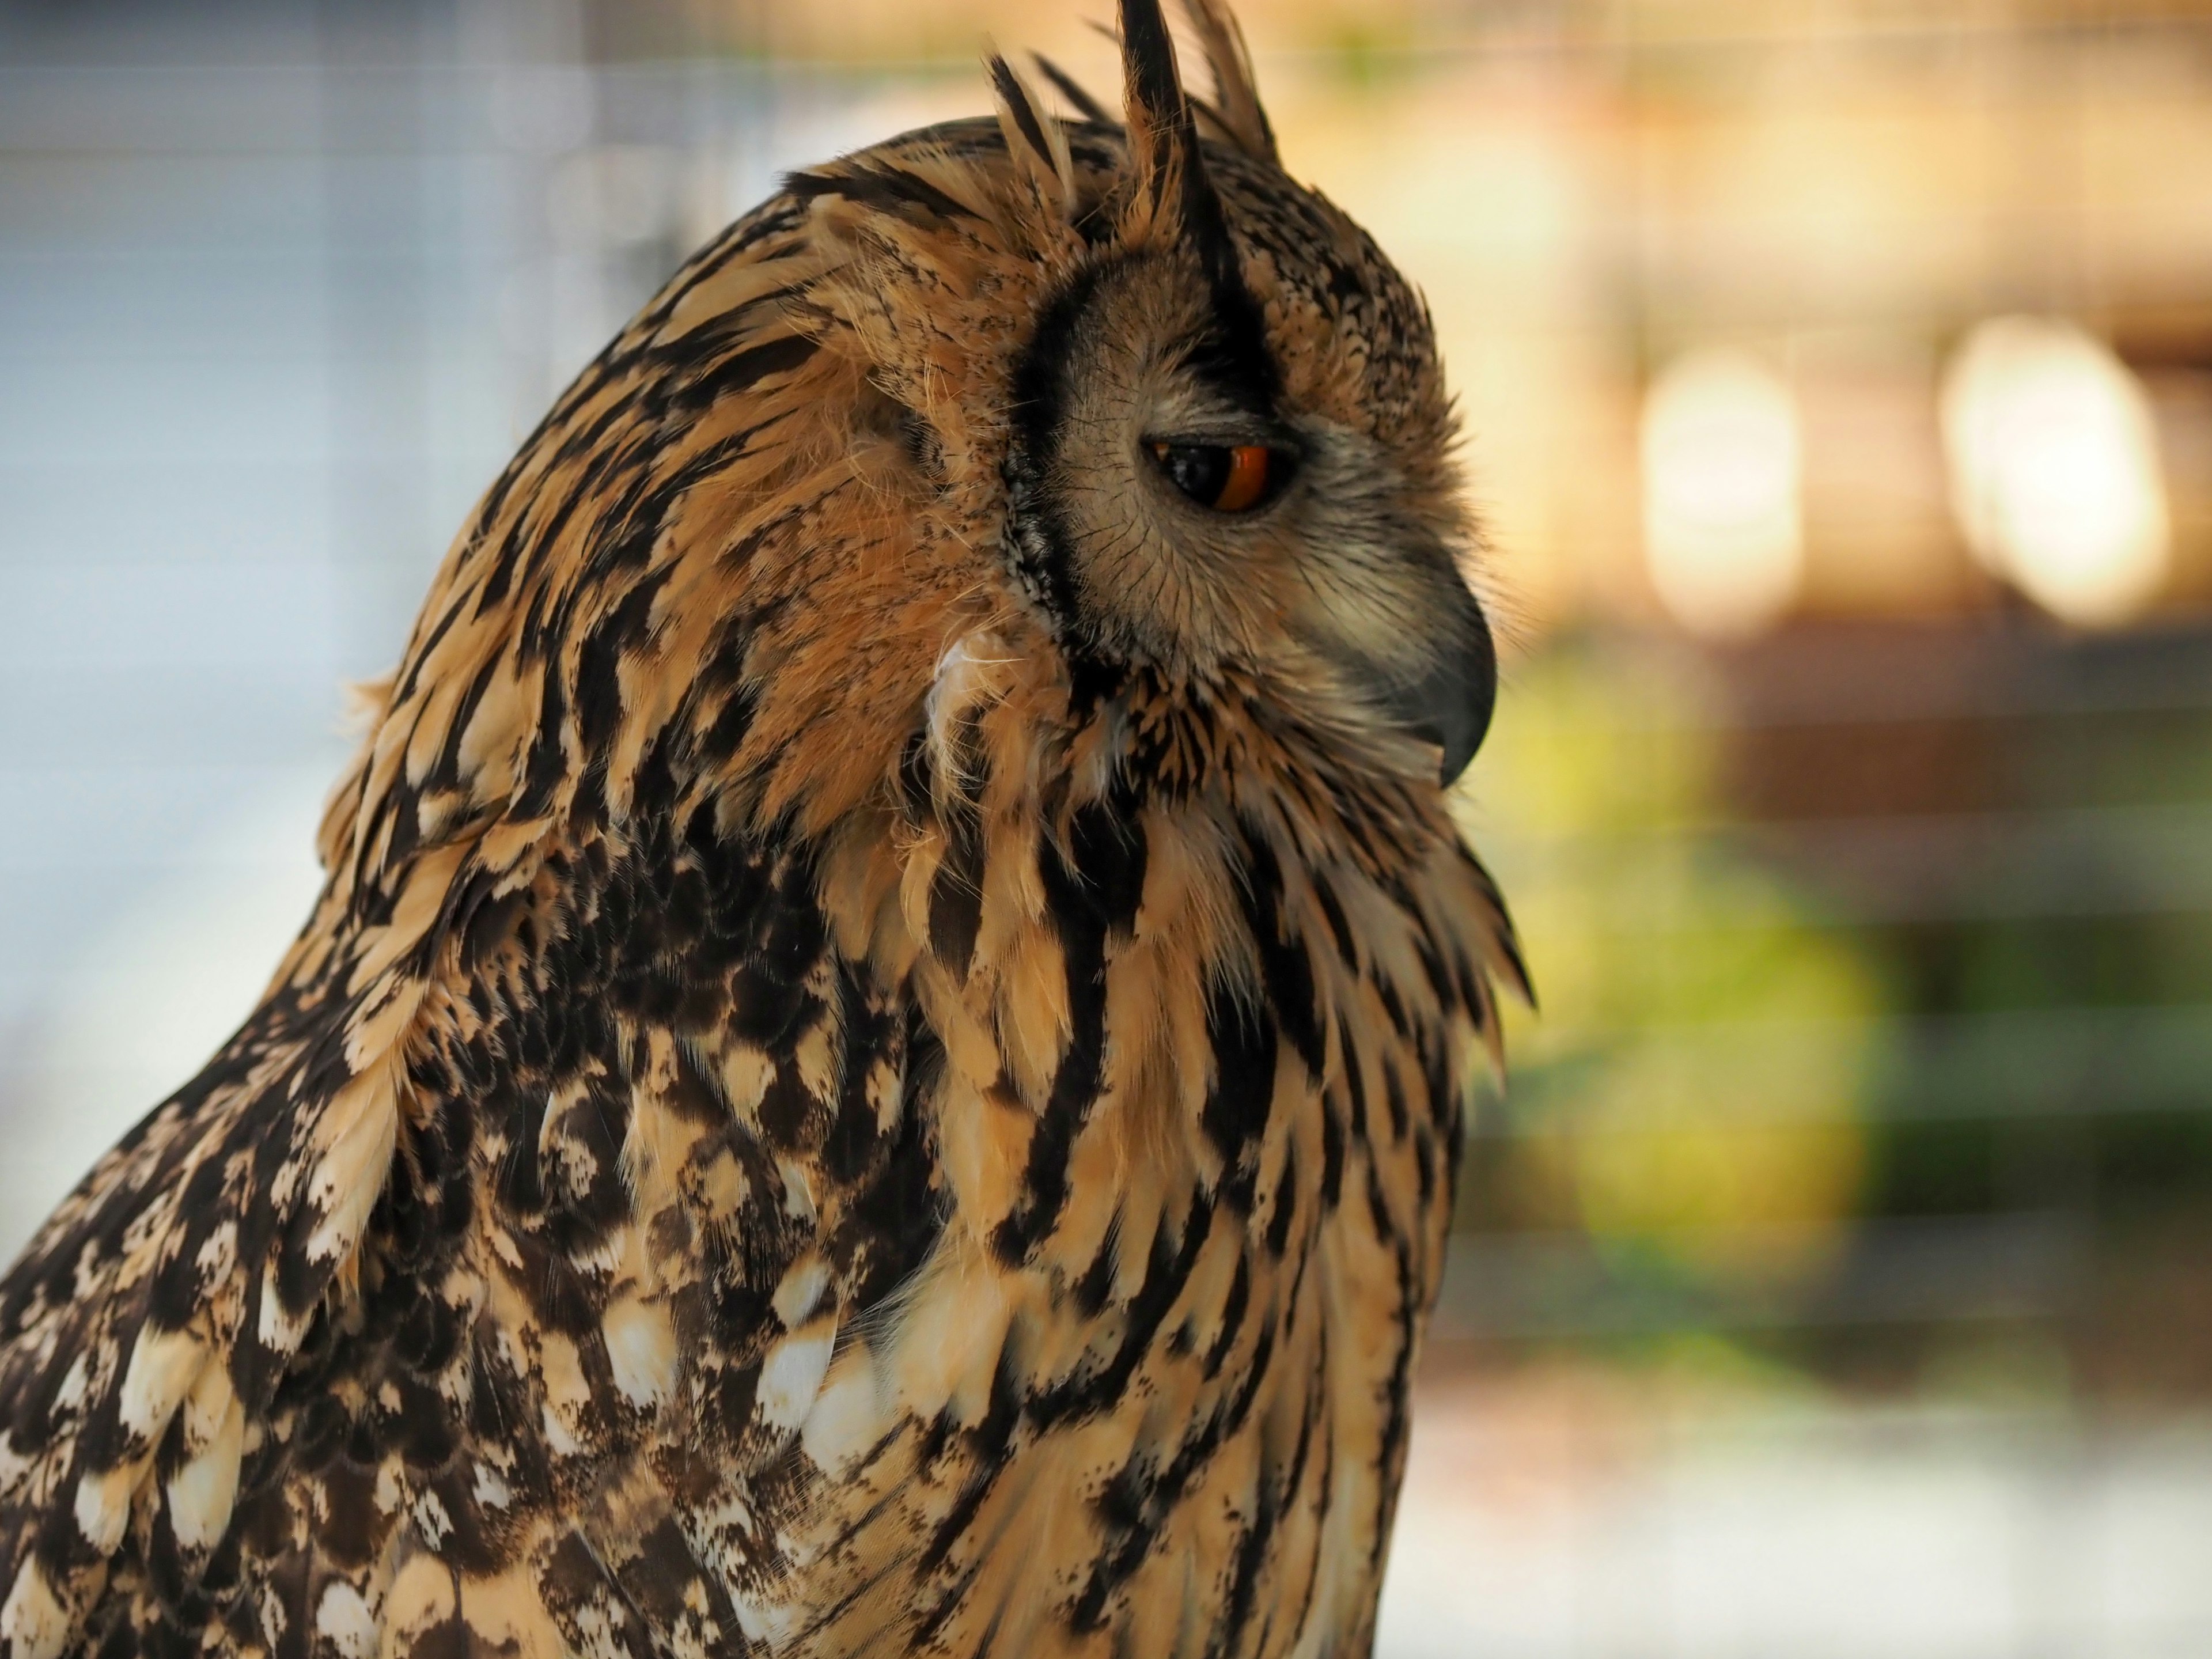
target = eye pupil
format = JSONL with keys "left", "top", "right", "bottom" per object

{"left": 1147, "top": 441, "right": 1283, "bottom": 513}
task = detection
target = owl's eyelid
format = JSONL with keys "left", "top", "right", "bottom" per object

{"left": 1134, "top": 419, "right": 1301, "bottom": 456}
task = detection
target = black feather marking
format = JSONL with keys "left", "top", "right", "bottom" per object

{"left": 1070, "top": 787, "right": 1148, "bottom": 939}
{"left": 1382, "top": 1059, "right": 1410, "bottom": 1143}
{"left": 1212, "top": 1471, "right": 1278, "bottom": 1656}
{"left": 539, "top": 1532, "right": 656, "bottom": 1659}
{"left": 786, "top": 164, "right": 979, "bottom": 225}
{"left": 994, "top": 831, "right": 1112, "bottom": 1263}
{"left": 1264, "top": 1142, "right": 1298, "bottom": 1256}
{"left": 1235, "top": 824, "right": 1323, "bottom": 1080}
{"left": 420, "top": 646, "right": 505, "bottom": 797}
{"left": 1424, "top": 1036, "right": 1460, "bottom": 1136}
{"left": 513, "top": 661, "right": 571, "bottom": 820}
{"left": 1116, "top": 0, "right": 1190, "bottom": 224}
{"left": 1074, "top": 1284, "right": 1275, "bottom": 1631}
{"left": 673, "top": 332, "right": 818, "bottom": 415}
{"left": 1003, "top": 259, "right": 1116, "bottom": 644}
{"left": 988, "top": 55, "right": 1057, "bottom": 175}
{"left": 1336, "top": 1012, "right": 1369, "bottom": 1143}
{"left": 1199, "top": 978, "right": 1275, "bottom": 1177}
{"left": 1032, "top": 1190, "right": 1215, "bottom": 1434}
{"left": 1073, "top": 1215, "right": 1120, "bottom": 1317}
{"left": 914, "top": 1345, "right": 1027, "bottom": 1599}
{"left": 895, "top": 726, "right": 934, "bottom": 818}
{"left": 1199, "top": 1253, "right": 1248, "bottom": 1379}
{"left": 1311, "top": 872, "right": 1358, "bottom": 969}
{"left": 1367, "top": 1238, "right": 1422, "bottom": 1573}
{"left": 1374, "top": 973, "right": 1411, "bottom": 1041}
{"left": 1319, "top": 1094, "right": 1346, "bottom": 1209}
{"left": 926, "top": 809, "right": 985, "bottom": 983}
{"left": 575, "top": 562, "right": 676, "bottom": 760}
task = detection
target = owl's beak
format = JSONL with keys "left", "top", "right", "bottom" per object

{"left": 1400, "top": 581, "right": 1497, "bottom": 786}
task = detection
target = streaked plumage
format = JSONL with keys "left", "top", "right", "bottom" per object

{"left": 0, "top": 5, "right": 1525, "bottom": 1657}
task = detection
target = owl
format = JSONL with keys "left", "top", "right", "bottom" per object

{"left": 0, "top": 3, "right": 1525, "bottom": 1657}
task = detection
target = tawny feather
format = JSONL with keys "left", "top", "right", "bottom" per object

{"left": 0, "top": 5, "right": 1520, "bottom": 1658}
{"left": 1177, "top": 0, "right": 1278, "bottom": 162}
{"left": 986, "top": 50, "right": 1077, "bottom": 227}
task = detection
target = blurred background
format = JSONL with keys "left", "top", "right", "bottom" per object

{"left": 5, "top": 0, "right": 2212, "bottom": 1651}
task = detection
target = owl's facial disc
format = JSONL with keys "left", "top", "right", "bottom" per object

{"left": 1005, "top": 251, "right": 1496, "bottom": 785}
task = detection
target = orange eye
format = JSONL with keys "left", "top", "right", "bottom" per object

{"left": 1213, "top": 444, "right": 1272, "bottom": 512}
{"left": 1147, "top": 441, "right": 1290, "bottom": 513}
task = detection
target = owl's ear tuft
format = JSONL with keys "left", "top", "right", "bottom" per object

{"left": 1176, "top": 0, "right": 1276, "bottom": 164}
{"left": 987, "top": 50, "right": 1076, "bottom": 222}
{"left": 1113, "top": 0, "right": 1233, "bottom": 289}
{"left": 1113, "top": 0, "right": 1277, "bottom": 396}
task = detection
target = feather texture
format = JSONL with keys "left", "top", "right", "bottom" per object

{"left": 0, "top": 7, "right": 1522, "bottom": 1658}
{"left": 1177, "top": 0, "right": 1278, "bottom": 163}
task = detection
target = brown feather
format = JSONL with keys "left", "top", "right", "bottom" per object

{"left": 1177, "top": 0, "right": 1278, "bottom": 163}
{"left": 0, "top": 12, "right": 1522, "bottom": 1659}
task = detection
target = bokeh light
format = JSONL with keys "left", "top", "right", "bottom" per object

{"left": 1942, "top": 317, "right": 2173, "bottom": 627}
{"left": 1641, "top": 349, "right": 1805, "bottom": 638}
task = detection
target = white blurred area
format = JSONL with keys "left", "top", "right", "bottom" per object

{"left": 0, "top": 774, "right": 329, "bottom": 1262}
{"left": 1380, "top": 1378, "right": 2212, "bottom": 1659}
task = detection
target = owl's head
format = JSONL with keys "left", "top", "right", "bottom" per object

{"left": 324, "top": 0, "right": 1502, "bottom": 918}
{"left": 809, "top": 0, "right": 1495, "bottom": 789}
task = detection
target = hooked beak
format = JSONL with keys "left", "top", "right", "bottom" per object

{"left": 1397, "top": 582, "right": 1496, "bottom": 786}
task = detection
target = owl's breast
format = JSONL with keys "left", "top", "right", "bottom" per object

{"left": 744, "top": 699, "right": 1490, "bottom": 1659}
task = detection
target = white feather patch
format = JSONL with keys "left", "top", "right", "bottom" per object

{"left": 116, "top": 1326, "right": 202, "bottom": 1444}
{"left": 724, "top": 1589, "right": 793, "bottom": 1649}
{"left": 72, "top": 1461, "right": 135, "bottom": 1555}
{"left": 925, "top": 632, "right": 1013, "bottom": 787}
{"left": 51, "top": 1352, "right": 90, "bottom": 1414}
{"left": 799, "top": 1344, "right": 885, "bottom": 1477}
{"left": 180, "top": 1353, "right": 237, "bottom": 1455}
{"left": 411, "top": 1490, "right": 453, "bottom": 1548}
{"left": 0, "top": 1558, "right": 71, "bottom": 1659}
{"left": 304, "top": 1067, "right": 400, "bottom": 1267}
{"left": 602, "top": 1296, "right": 677, "bottom": 1408}
{"left": 165, "top": 1391, "right": 245, "bottom": 1552}
{"left": 472, "top": 1461, "right": 513, "bottom": 1510}
{"left": 778, "top": 1160, "right": 817, "bottom": 1224}
{"left": 539, "top": 1403, "right": 581, "bottom": 1459}
{"left": 194, "top": 1219, "right": 239, "bottom": 1285}
{"left": 755, "top": 1318, "right": 836, "bottom": 1434}
{"left": 315, "top": 1581, "right": 378, "bottom": 1659}
{"left": 770, "top": 1255, "right": 830, "bottom": 1331}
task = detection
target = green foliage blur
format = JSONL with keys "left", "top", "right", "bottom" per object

{"left": 1448, "top": 625, "right": 2212, "bottom": 1400}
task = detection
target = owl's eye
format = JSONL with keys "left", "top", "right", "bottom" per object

{"left": 1146, "top": 441, "right": 1291, "bottom": 513}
